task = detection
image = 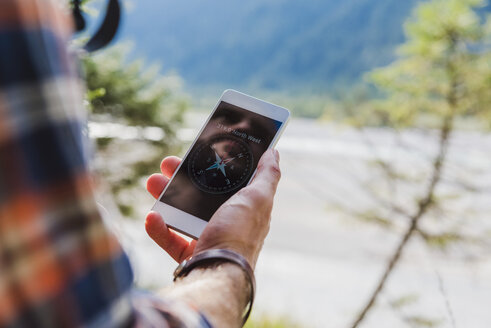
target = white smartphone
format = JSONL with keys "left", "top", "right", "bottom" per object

{"left": 151, "top": 89, "right": 290, "bottom": 239}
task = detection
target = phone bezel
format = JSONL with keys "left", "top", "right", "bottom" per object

{"left": 151, "top": 89, "right": 290, "bottom": 239}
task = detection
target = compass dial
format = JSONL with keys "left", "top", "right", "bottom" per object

{"left": 188, "top": 135, "right": 254, "bottom": 194}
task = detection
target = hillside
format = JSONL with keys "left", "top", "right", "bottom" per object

{"left": 116, "top": 0, "right": 487, "bottom": 92}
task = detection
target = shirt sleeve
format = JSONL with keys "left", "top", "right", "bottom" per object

{"left": 0, "top": 1, "right": 210, "bottom": 327}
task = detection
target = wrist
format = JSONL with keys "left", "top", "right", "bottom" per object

{"left": 193, "top": 243, "right": 258, "bottom": 270}
{"left": 174, "top": 249, "right": 256, "bottom": 326}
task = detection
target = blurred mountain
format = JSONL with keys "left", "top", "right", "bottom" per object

{"left": 117, "top": 0, "right": 487, "bottom": 92}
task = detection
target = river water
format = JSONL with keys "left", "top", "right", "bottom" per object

{"left": 96, "top": 113, "right": 491, "bottom": 328}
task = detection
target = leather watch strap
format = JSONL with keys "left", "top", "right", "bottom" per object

{"left": 173, "top": 249, "right": 256, "bottom": 326}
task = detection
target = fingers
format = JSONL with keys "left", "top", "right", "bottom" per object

{"left": 249, "top": 149, "right": 281, "bottom": 194}
{"left": 146, "top": 156, "right": 181, "bottom": 199}
{"left": 160, "top": 156, "right": 181, "bottom": 178}
{"left": 145, "top": 211, "right": 195, "bottom": 262}
{"left": 146, "top": 174, "right": 169, "bottom": 199}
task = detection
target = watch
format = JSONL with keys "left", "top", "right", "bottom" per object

{"left": 173, "top": 249, "right": 256, "bottom": 326}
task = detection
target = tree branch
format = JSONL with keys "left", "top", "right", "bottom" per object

{"left": 350, "top": 110, "right": 455, "bottom": 328}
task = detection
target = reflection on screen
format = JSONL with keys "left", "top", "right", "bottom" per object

{"left": 159, "top": 101, "right": 282, "bottom": 222}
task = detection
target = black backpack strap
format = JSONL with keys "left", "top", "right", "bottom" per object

{"left": 72, "top": 0, "right": 122, "bottom": 53}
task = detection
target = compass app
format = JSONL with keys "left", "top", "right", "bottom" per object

{"left": 159, "top": 101, "right": 283, "bottom": 222}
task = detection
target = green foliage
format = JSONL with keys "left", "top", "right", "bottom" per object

{"left": 84, "top": 45, "right": 187, "bottom": 140}
{"left": 367, "top": 0, "right": 491, "bottom": 128}
{"left": 344, "top": 4, "right": 491, "bottom": 326}
{"left": 117, "top": 203, "right": 134, "bottom": 217}
{"left": 83, "top": 45, "right": 188, "bottom": 218}
{"left": 388, "top": 294, "right": 442, "bottom": 328}
{"left": 419, "top": 231, "right": 465, "bottom": 249}
{"left": 350, "top": 0, "right": 491, "bottom": 246}
{"left": 95, "top": 137, "right": 113, "bottom": 149}
{"left": 404, "top": 316, "right": 442, "bottom": 328}
{"left": 344, "top": 3, "right": 491, "bottom": 324}
{"left": 389, "top": 294, "right": 420, "bottom": 309}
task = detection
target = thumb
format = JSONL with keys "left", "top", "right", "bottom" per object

{"left": 250, "top": 149, "right": 281, "bottom": 193}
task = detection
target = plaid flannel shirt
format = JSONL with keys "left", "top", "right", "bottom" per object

{"left": 0, "top": 1, "right": 211, "bottom": 327}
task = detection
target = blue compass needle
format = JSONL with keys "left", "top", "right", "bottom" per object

{"left": 206, "top": 146, "right": 235, "bottom": 178}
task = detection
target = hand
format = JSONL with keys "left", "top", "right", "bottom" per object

{"left": 145, "top": 149, "right": 281, "bottom": 268}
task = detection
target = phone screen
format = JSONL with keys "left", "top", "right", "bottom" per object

{"left": 159, "top": 101, "right": 283, "bottom": 222}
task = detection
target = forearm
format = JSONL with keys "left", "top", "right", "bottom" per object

{"left": 161, "top": 263, "right": 250, "bottom": 328}
{"left": 146, "top": 150, "right": 281, "bottom": 327}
